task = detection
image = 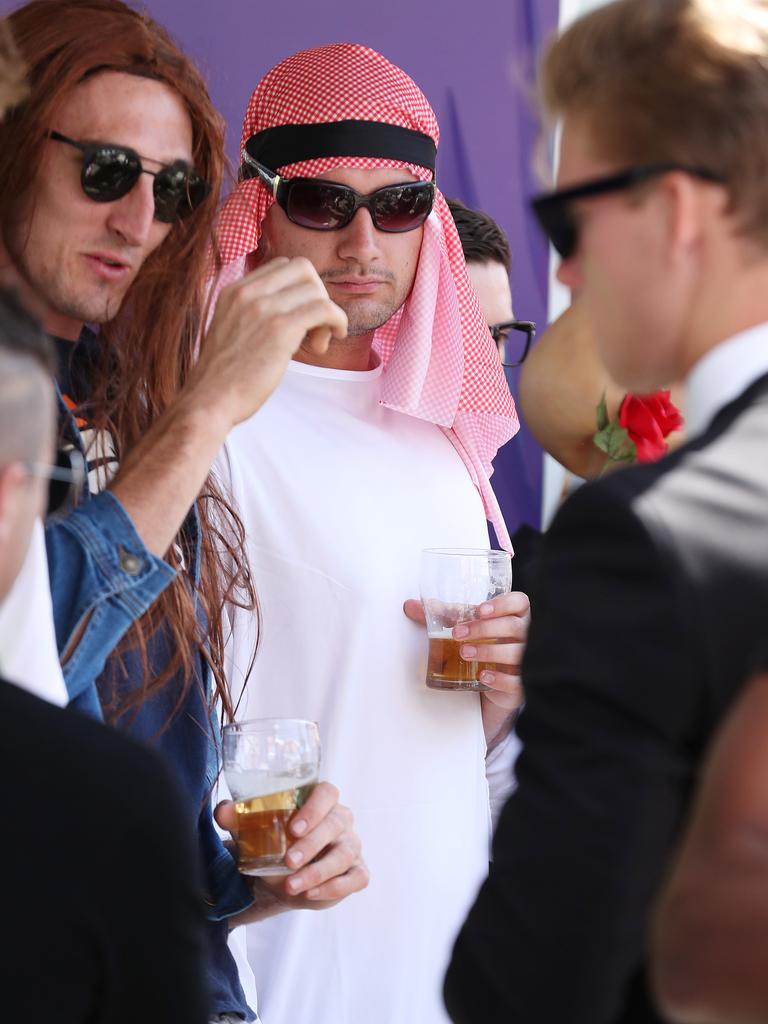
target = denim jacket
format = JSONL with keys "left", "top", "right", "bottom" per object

{"left": 47, "top": 389, "right": 255, "bottom": 1019}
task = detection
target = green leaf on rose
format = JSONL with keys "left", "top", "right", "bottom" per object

{"left": 593, "top": 421, "right": 637, "bottom": 463}
{"left": 594, "top": 391, "right": 637, "bottom": 464}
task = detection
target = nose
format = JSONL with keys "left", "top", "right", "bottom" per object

{"left": 105, "top": 173, "right": 157, "bottom": 247}
{"left": 336, "top": 207, "right": 381, "bottom": 264}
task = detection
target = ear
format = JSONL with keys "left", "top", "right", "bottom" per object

{"left": 661, "top": 172, "right": 707, "bottom": 262}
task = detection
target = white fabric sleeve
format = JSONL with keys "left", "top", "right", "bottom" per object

{"left": 485, "top": 722, "right": 522, "bottom": 832}
{"left": 0, "top": 518, "right": 68, "bottom": 706}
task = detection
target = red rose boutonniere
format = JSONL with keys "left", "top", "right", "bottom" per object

{"left": 594, "top": 390, "right": 684, "bottom": 466}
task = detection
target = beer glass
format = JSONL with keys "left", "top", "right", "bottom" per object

{"left": 420, "top": 548, "right": 512, "bottom": 691}
{"left": 222, "top": 718, "right": 320, "bottom": 876}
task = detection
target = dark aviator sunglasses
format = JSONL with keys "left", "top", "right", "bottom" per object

{"left": 242, "top": 152, "right": 435, "bottom": 233}
{"left": 531, "top": 163, "right": 725, "bottom": 259}
{"left": 48, "top": 131, "right": 211, "bottom": 223}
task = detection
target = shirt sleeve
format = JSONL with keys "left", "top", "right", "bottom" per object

{"left": 45, "top": 489, "right": 176, "bottom": 710}
{"left": 484, "top": 725, "right": 521, "bottom": 833}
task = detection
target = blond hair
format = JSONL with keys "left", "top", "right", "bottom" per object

{"left": 541, "top": 0, "right": 768, "bottom": 244}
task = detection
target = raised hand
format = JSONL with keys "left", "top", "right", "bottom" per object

{"left": 191, "top": 256, "right": 348, "bottom": 429}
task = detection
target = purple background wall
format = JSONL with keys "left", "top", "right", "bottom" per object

{"left": 145, "top": 0, "right": 559, "bottom": 532}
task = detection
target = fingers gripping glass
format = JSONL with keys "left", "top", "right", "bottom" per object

{"left": 24, "top": 448, "right": 85, "bottom": 517}
{"left": 242, "top": 153, "right": 435, "bottom": 233}
{"left": 490, "top": 320, "right": 536, "bottom": 368}
{"left": 48, "top": 131, "right": 210, "bottom": 223}
{"left": 531, "top": 163, "right": 725, "bottom": 259}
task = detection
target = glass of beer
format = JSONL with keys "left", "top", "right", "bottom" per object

{"left": 222, "top": 718, "right": 320, "bottom": 876}
{"left": 420, "top": 548, "right": 512, "bottom": 691}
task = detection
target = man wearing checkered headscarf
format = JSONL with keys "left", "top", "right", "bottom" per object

{"left": 217, "top": 44, "right": 527, "bottom": 1024}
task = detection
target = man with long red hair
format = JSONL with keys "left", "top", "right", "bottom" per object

{"left": 1, "top": 3, "right": 367, "bottom": 1021}
{"left": 215, "top": 43, "right": 529, "bottom": 1024}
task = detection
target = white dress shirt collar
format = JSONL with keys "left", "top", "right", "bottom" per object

{"left": 685, "top": 321, "right": 768, "bottom": 438}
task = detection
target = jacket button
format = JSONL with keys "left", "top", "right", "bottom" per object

{"left": 118, "top": 547, "right": 142, "bottom": 576}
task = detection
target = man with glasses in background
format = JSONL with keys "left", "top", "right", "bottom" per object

{"left": 446, "top": 196, "right": 533, "bottom": 807}
{"left": 445, "top": 1, "right": 768, "bottom": 1022}
{"left": 448, "top": 196, "right": 546, "bottom": 599}
{"left": 447, "top": 197, "right": 535, "bottom": 367}
{"left": 214, "top": 43, "right": 530, "bottom": 1024}
{"left": 2, "top": 3, "right": 367, "bottom": 1021}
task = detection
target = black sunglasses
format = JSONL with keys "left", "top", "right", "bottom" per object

{"left": 242, "top": 153, "right": 435, "bottom": 233}
{"left": 24, "top": 448, "right": 86, "bottom": 518}
{"left": 531, "top": 163, "right": 725, "bottom": 259}
{"left": 490, "top": 320, "right": 536, "bottom": 368}
{"left": 48, "top": 130, "right": 210, "bottom": 223}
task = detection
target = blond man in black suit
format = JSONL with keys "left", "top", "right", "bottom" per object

{"left": 446, "top": 2, "right": 768, "bottom": 1022}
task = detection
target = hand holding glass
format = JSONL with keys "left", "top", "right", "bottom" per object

{"left": 222, "top": 718, "right": 320, "bottom": 876}
{"left": 420, "top": 548, "right": 512, "bottom": 691}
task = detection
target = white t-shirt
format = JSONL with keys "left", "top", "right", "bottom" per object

{"left": 0, "top": 518, "right": 67, "bottom": 706}
{"left": 220, "top": 358, "right": 495, "bottom": 1024}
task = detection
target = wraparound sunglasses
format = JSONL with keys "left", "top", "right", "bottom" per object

{"left": 48, "top": 130, "right": 210, "bottom": 223}
{"left": 242, "top": 152, "right": 435, "bottom": 233}
{"left": 531, "top": 163, "right": 725, "bottom": 259}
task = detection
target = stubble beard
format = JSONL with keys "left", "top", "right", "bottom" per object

{"left": 321, "top": 266, "right": 404, "bottom": 339}
{"left": 10, "top": 241, "right": 126, "bottom": 332}
{"left": 343, "top": 300, "right": 399, "bottom": 337}
{"left": 36, "top": 265, "right": 127, "bottom": 330}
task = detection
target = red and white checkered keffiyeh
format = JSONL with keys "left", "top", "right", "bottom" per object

{"left": 213, "top": 43, "right": 519, "bottom": 550}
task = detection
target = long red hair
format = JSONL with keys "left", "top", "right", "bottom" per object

{"left": 2, "top": 0, "right": 255, "bottom": 724}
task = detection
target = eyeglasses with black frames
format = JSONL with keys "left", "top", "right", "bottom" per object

{"left": 23, "top": 448, "right": 86, "bottom": 517}
{"left": 530, "top": 163, "right": 725, "bottom": 260}
{"left": 490, "top": 320, "right": 536, "bottom": 368}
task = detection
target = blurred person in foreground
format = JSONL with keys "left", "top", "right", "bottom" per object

{"left": 0, "top": 13, "right": 67, "bottom": 705}
{"left": 445, "top": 1, "right": 768, "bottom": 1021}
{"left": 653, "top": 668, "right": 768, "bottom": 1024}
{"left": 0, "top": 287, "right": 208, "bottom": 1022}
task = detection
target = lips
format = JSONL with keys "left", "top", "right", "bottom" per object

{"left": 83, "top": 252, "right": 132, "bottom": 281}
{"left": 328, "top": 278, "right": 386, "bottom": 294}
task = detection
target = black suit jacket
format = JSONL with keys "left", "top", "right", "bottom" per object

{"left": 445, "top": 372, "right": 768, "bottom": 1024}
{"left": 0, "top": 677, "right": 209, "bottom": 1023}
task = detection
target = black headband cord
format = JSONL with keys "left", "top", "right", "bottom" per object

{"left": 242, "top": 119, "right": 437, "bottom": 174}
